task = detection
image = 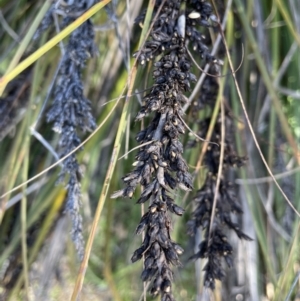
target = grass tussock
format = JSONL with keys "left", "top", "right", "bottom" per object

{"left": 0, "top": 0, "right": 300, "bottom": 300}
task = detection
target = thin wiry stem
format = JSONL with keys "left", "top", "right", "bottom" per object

{"left": 186, "top": 46, "right": 244, "bottom": 78}
{"left": 30, "top": 127, "right": 60, "bottom": 161}
{"left": 177, "top": 114, "right": 218, "bottom": 145}
{"left": 118, "top": 140, "right": 154, "bottom": 160}
{"left": 236, "top": 166, "right": 300, "bottom": 184}
{"left": 139, "top": 281, "right": 151, "bottom": 301}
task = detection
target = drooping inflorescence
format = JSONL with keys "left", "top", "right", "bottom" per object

{"left": 112, "top": 0, "right": 221, "bottom": 299}
{"left": 187, "top": 68, "right": 251, "bottom": 289}
{"left": 44, "top": 0, "right": 99, "bottom": 260}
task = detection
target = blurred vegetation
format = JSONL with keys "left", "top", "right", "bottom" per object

{"left": 0, "top": 0, "right": 299, "bottom": 300}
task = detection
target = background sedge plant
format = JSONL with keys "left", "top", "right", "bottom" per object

{"left": 0, "top": 0, "right": 300, "bottom": 300}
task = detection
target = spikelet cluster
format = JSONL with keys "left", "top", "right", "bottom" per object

{"left": 112, "top": 0, "right": 221, "bottom": 299}
{"left": 42, "top": 0, "right": 99, "bottom": 259}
